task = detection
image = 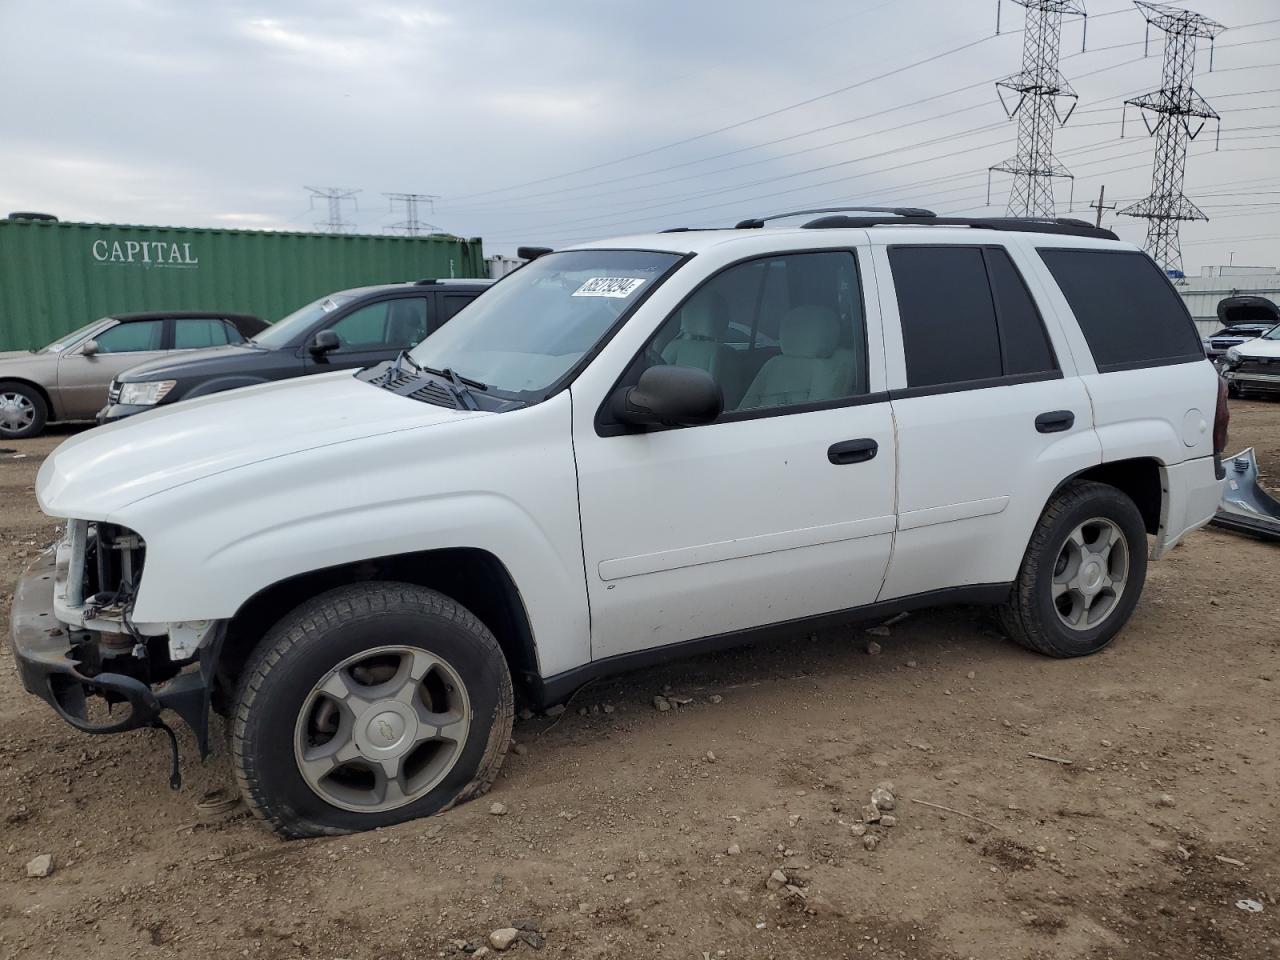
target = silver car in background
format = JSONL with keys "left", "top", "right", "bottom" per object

{"left": 0, "top": 311, "right": 265, "bottom": 438}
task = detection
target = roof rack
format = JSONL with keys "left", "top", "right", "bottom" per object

{"left": 800, "top": 214, "right": 1117, "bottom": 241}
{"left": 734, "top": 206, "right": 937, "bottom": 229}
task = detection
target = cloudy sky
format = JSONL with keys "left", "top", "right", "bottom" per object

{"left": 2, "top": 0, "right": 1278, "bottom": 269}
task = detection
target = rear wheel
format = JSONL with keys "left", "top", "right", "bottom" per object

{"left": 231, "top": 582, "right": 513, "bottom": 838}
{"left": 1000, "top": 481, "right": 1148, "bottom": 658}
{"left": 0, "top": 381, "right": 47, "bottom": 439}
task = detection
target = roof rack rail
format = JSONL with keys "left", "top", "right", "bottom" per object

{"left": 800, "top": 215, "right": 1117, "bottom": 241}
{"left": 734, "top": 206, "right": 937, "bottom": 229}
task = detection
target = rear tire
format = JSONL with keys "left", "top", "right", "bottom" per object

{"left": 231, "top": 582, "right": 513, "bottom": 838}
{"left": 0, "top": 381, "right": 47, "bottom": 439}
{"left": 1000, "top": 481, "right": 1148, "bottom": 658}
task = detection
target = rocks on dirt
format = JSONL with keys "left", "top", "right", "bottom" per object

{"left": 727, "top": 843, "right": 741, "bottom": 856}
{"left": 489, "top": 802, "right": 508, "bottom": 817}
{"left": 866, "top": 625, "right": 891, "bottom": 638}
{"left": 1156, "top": 793, "right": 1176, "bottom": 808}
{"left": 766, "top": 868, "right": 789, "bottom": 891}
{"left": 543, "top": 704, "right": 566, "bottom": 718}
{"left": 866, "top": 641, "right": 883, "bottom": 656}
{"left": 510, "top": 742, "right": 528, "bottom": 756}
{"left": 653, "top": 696, "right": 671, "bottom": 712}
{"left": 708, "top": 694, "right": 723, "bottom": 704}
{"left": 25, "top": 854, "right": 53, "bottom": 878}
{"left": 704, "top": 751, "right": 718, "bottom": 763}
{"left": 850, "top": 823, "right": 867, "bottom": 838}
{"left": 517, "top": 708, "right": 534, "bottom": 721}
{"left": 871, "top": 786, "right": 896, "bottom": 811}
{"left": 488, "top": 927, "right": 520, "bottom": 950}
{"left": 861, "top": 804, "right": 881, "bottom": 824}
{"left": 863, "top": 835, "right": 879, "bottom": 851}
{"left": 879, "top": 814, "right": 898, "bottom": 828}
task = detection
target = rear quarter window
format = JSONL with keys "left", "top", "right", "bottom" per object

{"left": 1038, "top": 249, "right": 1204, "bottom": 372}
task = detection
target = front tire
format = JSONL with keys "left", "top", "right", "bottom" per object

{"left": 231, "top": 582, "right": 513, "bottom": 838}
{"left": 0, "top": 381, "right": 48, "bottom": 439}
{"left": 1000, "top": 481, "right": 1148, "bottom": 658}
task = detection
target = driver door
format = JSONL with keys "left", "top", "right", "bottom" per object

{"left": 303, "top": 296, "right": 432, "bottom": 373}
{"left": 57, "top": 318, "right": 169, "bottom": 418}
{"left": 572, "top": 248, "right": 898, "bottom": 660}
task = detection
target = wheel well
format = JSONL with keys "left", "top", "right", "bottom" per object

{"left": 1068, "top": 458, "right": 1163, "bottom": 535}
{"left": 216, "top": 548, "right": 539, "bottom": 709}
{"left": 0, "top": 378, "right": 54, "bottom": 418}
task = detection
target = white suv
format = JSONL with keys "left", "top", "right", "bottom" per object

{"left": 11, "top": 210, "right": 1228, "bottom": 838}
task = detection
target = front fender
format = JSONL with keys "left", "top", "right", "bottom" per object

{"left": 116, "top": 393, "right": 590, "bottom": 676}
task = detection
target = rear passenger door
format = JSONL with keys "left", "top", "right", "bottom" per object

{"left": 875, "top": 241, "right": 1100, "bottom": 601}
{"left": 436, "top": 291, "right": 478, "bottom": 332}
{"left": 172, "top": 316, "right": 242, "bottom": 350}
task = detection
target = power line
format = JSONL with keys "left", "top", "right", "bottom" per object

{"left": 304, "top": 186, "right": 360, "bottom": 234}
{"left": 384, "top": 192, "right": 440, "bottom": 236}
{"left": 1118, "top": 1, "right": 1228, "bottom": 275}
{"left": 990, "top": 1, "right": 1088, "bottom": 217}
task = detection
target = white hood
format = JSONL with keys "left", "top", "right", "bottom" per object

{"left": 1236, "top": 337, "right": 1280, "bottom": 359}
{"left": 37, "top": 371, "right": 483, "bottom": 517}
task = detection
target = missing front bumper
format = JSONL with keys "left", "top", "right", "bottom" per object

{"left": 9, "top": 548, "right": 223, "bottom": 757}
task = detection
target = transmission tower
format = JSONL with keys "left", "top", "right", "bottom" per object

{"left": 384, "top": 192, "right": 440, "bottom": 236}
{"left": 1118, "top": 1, "right": 1226, "bottom": 277}
{"left": 989, "top": 0, "right": 1087, "bottom": 219}
{"left": 304, "top": 186, "right": 361, "bottom": 233}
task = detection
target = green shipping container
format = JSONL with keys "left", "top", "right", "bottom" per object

{"left": 0, "top": 218, "right": 485, "bottom": 352}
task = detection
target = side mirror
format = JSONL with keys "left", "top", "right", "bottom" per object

{"left": 612, "top": 365, "right": 722, "bottom": 428}
{"left": 81, "top": 339, "right": 99, "bottom": 357}
{"left": 309, "top": 330, "right": 340, "bottom": 356}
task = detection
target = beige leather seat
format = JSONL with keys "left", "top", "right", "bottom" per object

{"left": 738, "top": 305, "right": 855, "bottom": 410}
{"left": 661, "top": 294, "right": 732, "bottom": 381}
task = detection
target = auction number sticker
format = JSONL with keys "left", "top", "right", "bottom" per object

{"left": 572, "top": 277, "right": 646, "bottom": 298}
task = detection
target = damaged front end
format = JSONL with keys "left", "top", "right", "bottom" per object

{"left": 1211, "top": 448, "right": 1280, "bottom": 543}
{"left": 8, "top": 520, "right": 225, "bottom": 786}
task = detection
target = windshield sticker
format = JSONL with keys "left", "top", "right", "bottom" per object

{"left": 571, "top": 277, "right": 646, "bottom": 299}
{"left": 320, "top": 297, "right": 340, "bottom": 312}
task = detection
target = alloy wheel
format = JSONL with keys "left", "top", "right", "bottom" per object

{"left": 1051, "top": 517, "right": 1130, "bottom": 631}
{"left": 293, "top": 645, "right": 471, "bottom": 813}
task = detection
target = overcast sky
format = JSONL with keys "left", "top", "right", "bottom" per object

{"left": 2, "top": 0, "right": 1278, "bottom": 269}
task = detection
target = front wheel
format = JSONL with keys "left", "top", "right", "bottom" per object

{"left": 1000, "top": 481, "right": 1148, "bottom": 658}
{"left": 231, "top": 582, "right": 513, "bottom": 838}
{"left": 0, "top": 381, "right": 48, "bottom": 439}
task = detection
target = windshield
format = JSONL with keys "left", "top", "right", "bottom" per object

{"left": 39, "top": 318, "right": 110, "bottom": 353}
{"left": 410, "top": 250, "right": 682, "bottom": 397}
{"left": 252, "top": 293, "right": 357, "bottom": 348}
{"left": 1265, "top": 324, "right": 1280, "bottom": 341}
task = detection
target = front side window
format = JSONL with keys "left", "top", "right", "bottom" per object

{"left": 890, "top": 245, "right": 1058, "bottom": 389}
{"left": 252, "top": 293, "right": 358, "bottom": 349}
{"left": 631, "top": 250, "right": 869, "bottom": 414}
{"left": 1038, "top": 248, "right": 1203, "bottom": 370}
{"left": 411, "top": 250, "right": 681, "bottom": 399}
{"left": 327, "top": 298, "right": 429, "bottom": 352}
{"left": 93, "top": 319, "right": 164, "bottom": 353}
{"left": 174, "top": 317, "right": 237, "bottom": 349}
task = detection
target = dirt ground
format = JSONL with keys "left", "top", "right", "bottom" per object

{"left": 1, "top": 403, "right": 1278, "bottom": 960}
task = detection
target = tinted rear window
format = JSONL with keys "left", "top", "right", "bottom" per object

{"left": 890, "top": 246, "right": 1003, "bottom": 387}
{"left": 1038, "top": 249, "right": 1203, "bottom": 371}
{"left": 985, "top": 248, "right": 1056, "bottom": 376}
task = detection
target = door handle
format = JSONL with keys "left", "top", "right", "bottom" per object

{"left": 1035, "top": 410, "right": 1075, "bottom": 434}
{"left": 828, "top": 438, "right": 878, "bottom": 465}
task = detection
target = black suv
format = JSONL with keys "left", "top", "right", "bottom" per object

{"left": 99, "top": 278, "right": 492, "bottom": 423}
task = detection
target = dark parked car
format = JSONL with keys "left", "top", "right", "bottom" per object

{"left": 99, "top": 278, "right": 492, "bottom": 423}
{"left": 0, "top": 312, "right": 266, "bottom": 439}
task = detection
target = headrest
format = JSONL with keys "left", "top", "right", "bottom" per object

{"left": 781, "top": 305, "right": 840, "bottom": 359}
{"left": 680, "top": 293, "right": 730, "bottom": 340}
